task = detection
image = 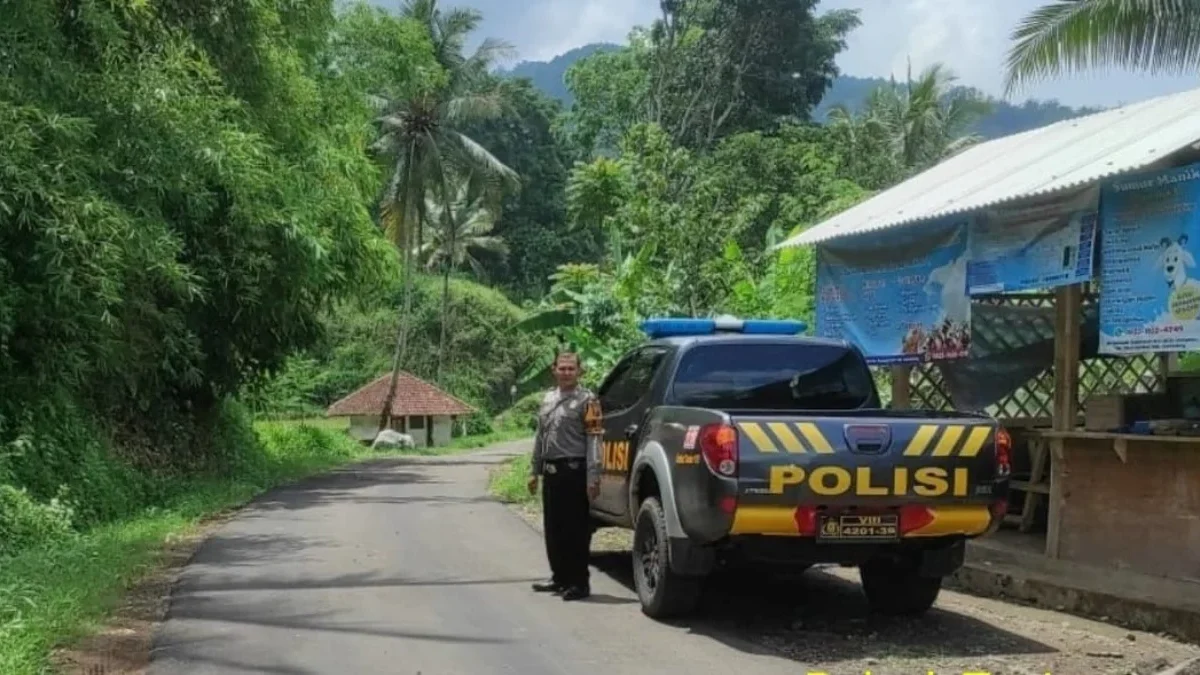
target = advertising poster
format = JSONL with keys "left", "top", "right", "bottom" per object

{"left": 967, "top": 200, "right": 1097, "bottom": 295}
{"left": 1099, "top": 163, "right": 1200, "bottom": 354}
{"left": 816, "top": 223, "right": 971, "bottom": 365}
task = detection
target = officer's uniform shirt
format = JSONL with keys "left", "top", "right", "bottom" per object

{"left": 530, "top": 387, "right": 603, "bottom": 484}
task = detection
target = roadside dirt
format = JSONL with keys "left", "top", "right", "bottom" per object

{"left": 510, "top": 502, "right": 1200, "bottom": 675}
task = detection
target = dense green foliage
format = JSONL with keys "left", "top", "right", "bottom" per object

{"left": 0, "top": 0, "right": 433, "bottom": 540}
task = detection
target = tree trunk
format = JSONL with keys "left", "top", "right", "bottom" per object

{"left": 436, "top": 259, "right": 450, "bottom": 383}
{"left": 380, "top": 231, "right": 415, "bottom": 433}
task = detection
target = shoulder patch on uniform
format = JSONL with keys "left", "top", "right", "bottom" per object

{"left": 584, "top": 398, "right": 603, "bottom": 435}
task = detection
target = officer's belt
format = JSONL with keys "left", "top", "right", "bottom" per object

{"left": 544, "top": 458, "right": 583, "bottom": 474}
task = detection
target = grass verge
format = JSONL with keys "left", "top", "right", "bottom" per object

{"left": 487, "top": 451, "right": 535, "bottom": 505}
{"left": 0, "top": 420, "right": 527, "bottom": 675}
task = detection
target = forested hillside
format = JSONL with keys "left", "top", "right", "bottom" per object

{"left": 505, "top": 43, "right": 1101, "bottom": 139}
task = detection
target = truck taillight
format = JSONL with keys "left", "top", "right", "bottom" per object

{"left": 699, "top": 423, "right": 738, "bottom": 477}
{"left": 995, "top": 427, "right": 1012, "bottom": 478}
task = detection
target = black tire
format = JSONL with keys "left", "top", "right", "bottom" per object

{"left": 860, "top": 555, "right": 942, "bottom": 616}
{"left": 632, "top": 497, "right": 702, "bottom": 619}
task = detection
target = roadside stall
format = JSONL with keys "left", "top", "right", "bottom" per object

{"left": 777, "top": 87, "right": 1200, "bottom": 584}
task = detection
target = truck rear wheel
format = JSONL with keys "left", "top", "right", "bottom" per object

{"left": 860, "top": 555, "right": 942, "bottom": 616}
{"left": 632, "top": 497, "right": 701, "bottom": 619}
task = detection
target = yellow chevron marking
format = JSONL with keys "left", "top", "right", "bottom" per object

{"left": 903, "top": 425, "right": 939, "bottom": 456}
{"left": 959, "top": 426, "right": 992, "bottom": 458}
{"left": 931, "top": 425, "right": 966, "bottom": 457}
{"left": 767, "top": 422, "right": 806, "bottom": 454}
{"left": 738, "top": 422, "right": 778, "bottom": 453}
{"left": 797, "top": 422, "right": 835, "bottom": 454}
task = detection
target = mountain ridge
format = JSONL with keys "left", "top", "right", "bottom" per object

{"left": 500, "top": 43, "right": 1103, "bottom": 140}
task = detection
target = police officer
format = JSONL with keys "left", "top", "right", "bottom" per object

{"left": 527, "top": 350, "right": 603, "bottom": 601}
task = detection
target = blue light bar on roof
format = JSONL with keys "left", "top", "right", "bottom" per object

{"left": 639, "top": 317, "right": 807, "bottom": 339}
{"left": 640, "top": 318, "right": 716, "bottom": 338}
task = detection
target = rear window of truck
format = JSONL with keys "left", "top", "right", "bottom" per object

{"left": 670, "top": 343, "right": 878, "bottom": 410}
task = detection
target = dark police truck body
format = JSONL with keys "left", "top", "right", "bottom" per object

{"left": 588, "top": 317, "right": 1011, "bottom": 619}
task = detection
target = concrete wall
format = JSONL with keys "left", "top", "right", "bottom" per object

{"left": 347, "top": 414, "right": 455, "bottom": 447}
{"left": 433, "top": 415, "right": 453, "bottom": 446}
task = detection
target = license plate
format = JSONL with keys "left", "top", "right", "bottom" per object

{"left": 816, "top": 514, "right": 899, "bottom": 543}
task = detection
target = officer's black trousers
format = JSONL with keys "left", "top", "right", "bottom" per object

{"left": 541, "top": 459, "right": 592, "bottom": 588}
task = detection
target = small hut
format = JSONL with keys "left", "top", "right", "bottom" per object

{"left": 326, "top": 372, "right": 476, "bottom": 448}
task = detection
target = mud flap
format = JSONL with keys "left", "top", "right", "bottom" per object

{"left": 669, "top": 537, "right": 716, "bottom": 577}
{"left": 917, "top": 539, "right": 966, "bottom": 578}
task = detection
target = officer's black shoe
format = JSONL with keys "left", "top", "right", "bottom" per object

{"left": 532, "top": 580, "right": 563, "bottom": 593}
{"left": 560, "top": 585, "right": 590, "bottom": 601}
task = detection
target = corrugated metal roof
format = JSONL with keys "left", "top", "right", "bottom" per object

{"left": 778, "top": 86, "right": 1200, "bottom": 248}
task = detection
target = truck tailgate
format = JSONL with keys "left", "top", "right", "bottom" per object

{"left": 728, "top": 412, "right": 1006, "bottom": 538}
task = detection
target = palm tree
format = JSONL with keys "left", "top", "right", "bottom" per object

{"left": 867, "top": 63, "right": 991, "bottom": 173}
{"left": 419, "top": 175, "right": 509, "bottom": 380}
{"left": 1005, "top": 0, "right": 1200, "bottom": 94}
{"left": 372, "top": 0, "right": 518, "bottom": 431}
{"left": 830, "top": 62, "right": 990, "bottom": 182}
{"left": 419, "top": 177, "right": 509, "bottom": 278}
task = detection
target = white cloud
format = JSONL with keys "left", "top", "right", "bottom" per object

{"left": 521, "top": 0, "right": 650, "bottom": 61}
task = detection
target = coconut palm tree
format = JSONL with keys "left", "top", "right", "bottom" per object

{"left": 1005, "top": 0, "right": 1200, "bottom": 94}
{"left": 372, "top": 0, "right": 518, "bottom": 431}
{"left": 867, "top": 63, "right": 991, "bottom": 173}
{"left": 419, "top": 178, "right": 509, "bottom": 279}
{"left": 826, "top": 62, "right": 990, "bottom": 182}
{"left": 418, "top": 174, "right": 509, "bottom": 380}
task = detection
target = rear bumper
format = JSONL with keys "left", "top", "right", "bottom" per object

{"left": 728, "top": 503, "right": 996, "bottom": 538}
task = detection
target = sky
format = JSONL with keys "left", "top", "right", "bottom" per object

{"left": 418, "top": 0, "right": 1200, "bottom": 108}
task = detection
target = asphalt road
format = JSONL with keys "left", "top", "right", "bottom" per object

{"left": 152, "top": 440, "right": 1199, "bottom": 675}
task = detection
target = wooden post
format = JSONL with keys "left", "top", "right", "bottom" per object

{"left": 1046, "top": 283, "right": 1082, "bottom": 559}
{"left": 1052, "top": 284, "right": 1082, "bottom": 431}
{"left": 891, "top": 365, "right": 912, "bottom": 410}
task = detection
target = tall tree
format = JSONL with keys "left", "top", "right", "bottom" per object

{"left": 420, "top": 175, "right": 509, "bottom": 279}
{"left": 462, "top": 77, "right": 597, "bottom": 297}
{"left": 1004, "top": 0, "right": 1200, "bottom": 93}
{"left": 373, "top": 0, "right": 516, "bottom": 425}
{"left": 561, "top": 0, "right": 860, "bottom": 156}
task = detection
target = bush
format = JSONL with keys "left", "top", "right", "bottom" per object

{"left": 494, "top": 391, "right": 543, "bottom": 432}
{"left": 0, "top": 486, "right": 74, "bottom": 558}
{"left": 0, "top": 398, "right": 366, "bottom": 561}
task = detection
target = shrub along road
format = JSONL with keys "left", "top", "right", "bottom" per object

{"left": 151, "top": 440, "right": 1198, "bottom": 675}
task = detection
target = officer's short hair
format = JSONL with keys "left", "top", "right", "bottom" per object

{"left": 553, "top": 351, "right": 582, "bottom": 368}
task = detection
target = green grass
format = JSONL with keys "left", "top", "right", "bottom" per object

{"left": 488, "top": 451, "right": 536, "bottom": 505}
{"left": 0, "top": 420, "right": 528, "bottom": 675}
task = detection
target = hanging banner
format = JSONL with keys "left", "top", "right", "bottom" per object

{"left": 1099, "top": 163, "right": 1200, "bottom": 354}
{"left": 816, "top": 223, "right": 971, "bottom": 365}
{"left": 967, "top": 204, "right": 1098, "bottom": 294}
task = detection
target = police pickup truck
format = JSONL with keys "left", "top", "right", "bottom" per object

{"left": 587, "top": 317, "right": 1011, "bottom": 619}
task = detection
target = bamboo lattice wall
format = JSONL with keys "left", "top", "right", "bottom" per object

{"left": 870, "top": 292, "right": 1165, "bottom": 421}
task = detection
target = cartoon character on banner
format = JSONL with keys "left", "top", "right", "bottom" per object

{"left": 921, "top": 254, "right": 971, "bottom": 360}
{"left": 1159, "top": 235, "right": 1200, "bottom": 321}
